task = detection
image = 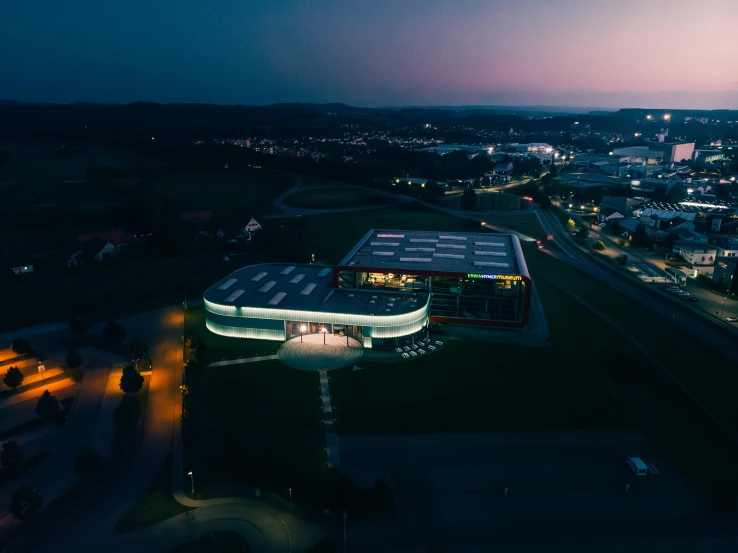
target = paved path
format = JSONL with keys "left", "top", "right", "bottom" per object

{"left": 0, "top": 377, "right": 75, "bottom": 409}
{"left": 277, "top": 334, "right": 363, "bottom": 371}
{"left": 207, "top": 354, "right": 278, "bottom": 367}
{"left": 0, "top": 349, "right": 111, "bottom": 531}
{"left": 90, "top": 368, "right": 125, "bottom": 457}
{"left": 318, "top": 370, "right": 340, "bottom": 468}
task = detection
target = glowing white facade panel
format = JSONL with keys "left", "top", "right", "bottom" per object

{"left": 204, "top": 296, "right": 430, "bottom": 334}
{"left": 206, "top": 320, "right": 285, "bottom": 341}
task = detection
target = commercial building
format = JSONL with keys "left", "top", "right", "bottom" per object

{"left": 203, "top": 230, "right": 533, "bottom": 348}
{"left": 672, "top": 240, "right": 717, "bottom": 266}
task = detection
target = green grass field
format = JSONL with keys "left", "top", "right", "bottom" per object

{"left": 283, "top": 187, "right": 386, "bottom": 209}
{"left": 183, "top": 360, "right": 324, "bottom": 503}
{"left": 113, "top": 167, "right": 291, "bottom": 217}
{"left": 115, "top": 454, "right": 191, "bottom": 533}
{"left": 330, "top": 273, "right": 630, "bottom": 433}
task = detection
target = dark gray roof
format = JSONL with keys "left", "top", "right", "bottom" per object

{"left": 204, "top": 263, "right": 427, "bottom": 316}
{"left": 337, "top": 229, "right": 524, "bottom": 275}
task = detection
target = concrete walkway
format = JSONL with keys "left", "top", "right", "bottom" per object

{"left": 90, "top": 368, "right": 125, "bottom": 457}
{"left": 0, "top": 377, "right": 76, "bottom": 409}
{"left": 319, "top": 370, "right": 339, "bottom": 468}
{"left": 207, "top": 354, "right": 278, "bottom": 367}
{"left": 277, "top": 334, "right": 363, "bottom": 371}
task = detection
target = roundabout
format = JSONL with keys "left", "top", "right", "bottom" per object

{"left": 277, "top": 333, "right": 363, "bottom": 371}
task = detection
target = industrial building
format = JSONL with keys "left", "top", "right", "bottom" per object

{"left": 203, "top": 230, "right": 533, "bottom": 348}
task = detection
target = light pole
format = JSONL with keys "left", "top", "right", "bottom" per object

{"left": 343, "top": 509, "right": 347, "bottom": 553}
{"left": 288, "top": 487, "right": 293, "bottom": 502}
{"left": 321, "top": 326, "right": 327, "bottom": 345}
{"left": 188, "top": 471, "right": 195, "bottom": 497}
{"left": 721, "top": 275, "right": 734, "bottom": 319}
{"left": 300, "top": 324, "right": 307, "bottom": 343}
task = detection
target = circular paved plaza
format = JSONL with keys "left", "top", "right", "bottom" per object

{"left": 277, "top": 333, "right": 363, "bottom": 371}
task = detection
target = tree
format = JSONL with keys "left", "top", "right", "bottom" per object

{"left": 66, "top": 349, "right": 82, "bottom": 369}
{"left": 460, "top": 188, "right": 477, "bottom": 210}
{"left": 566, "top": 218, "right": 575, "bottom": 229}
{"left": 422, "top": 180, "right": 444, "bottom": 199}
{"left": 1, "top": 440, "right": 25, "bottom": 467}
{"left": 9, "top": 485, "right": 43, "bottom": 521}
{"left": 11, "top": 337, "right": 30, "bottom": 355}
{"left": 119, "top": 363, "right": 144, "bottom": 393}
{"left": 75, "top": 445, "right": 104, "bottom": 481}
{"left": 35, "top": 390, "right": 60, "bottom": 419}
{"left": 3, "top": 366, "right": 24, "bottom": 389}
{"left": 631, "top": 224, "right": 651, "bottom": 249}
{"left": 69, "top": 301, "right": 90, "bottom": 334}
{"left": 576, "top": 226, "right": 589, "bottom": 239}
{"left": 103, "top": 320, "right": 126, "bottom": 345}
{"left": 129, "top": 338, "right": 148, "bottom": 361}
{"left": 592, "top": 240, "right": 606, "bottom": 252}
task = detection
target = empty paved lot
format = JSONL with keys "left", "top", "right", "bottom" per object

{"left": 340, "top": 430, "right": 738, "bottom": 552}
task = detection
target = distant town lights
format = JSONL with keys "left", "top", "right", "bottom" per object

{"left": 646, "top": 115, "right": 653, "bottom": 120}
{"left": 663, "top": 114, "right": 671, "bottom": 121}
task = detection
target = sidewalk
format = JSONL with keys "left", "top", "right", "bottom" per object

{"left": 319, "top": 370, "right": 339, "bottom": 468}
{"left": 0, "top": 377, "right": 75, "bottom": 409}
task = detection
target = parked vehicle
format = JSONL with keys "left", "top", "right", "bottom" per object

{"left": 727, "top": 317, "right": 738, "bottom": 323}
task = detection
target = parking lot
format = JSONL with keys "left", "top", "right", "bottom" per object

{"left": 633, "top": 262, "right": 669, "bottom": 283}
{"left": 339, "top": 429, "right": 733, "bottom": 552}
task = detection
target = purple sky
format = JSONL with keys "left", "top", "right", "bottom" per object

{"left": 1, "top": 0, "right": 737, "bottom": 108}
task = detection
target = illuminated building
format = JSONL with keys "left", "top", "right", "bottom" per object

{"left": 204, "top": 230, "right": 533, "bottom": 348}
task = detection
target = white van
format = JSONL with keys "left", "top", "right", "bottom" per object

{"left": 627, "top": 457, "right": 648, "bottom": 476}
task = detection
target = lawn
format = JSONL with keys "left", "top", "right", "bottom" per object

{"left": 283, "top": 187, "right": 386, "bottom": 209}
{"left": 267, "top": 204, "right": 492, "bottom": 265}
{"left": 480, "top": 212, "right": 549, "bottom": 241}
{"left": 0, "top": 250, "right": 237, "bottom": 333}
{"left": 329, "top": 273, "right": 630, "bottom": 434}
{"left": 115, "top": 453, "right": 191, "bottom": 533}
{"left": 112, "top": 167, "right": 292, "bottom": 218}
{"left": 183, "top": 360, "right": 325, "bottom": 505}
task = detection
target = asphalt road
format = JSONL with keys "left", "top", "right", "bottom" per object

{"left": 536, "top": 209, "right": 738, "bottom": 364}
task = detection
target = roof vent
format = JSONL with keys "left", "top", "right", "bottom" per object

{"left": 290, "top": 274, "right": 306, "bottom": 284}
{"left": 300, "top": 283, "right": 317, "bottom": 296}
{"left": 224, "top": 289, "right": 245, "bottom": 302}
{"left": 280, "top": 266, "right": 296, "bottom": 275}
{"left": 377, "top": 233, "right": 405, "bottom": 238}
{"left": 372, "top": 251, "right": 395, "bottom": 256}
{"left": 474, "top": 251, "right": 506, "bottom": 257}
{"left": 267, "top": 292, "right": 287, "bottom": 306}
{"left": 439, "top": 235, "right": 467, "bottom": 241}
{"left": 258, "top": 281, "right": 277, "bottom": 293}
{"left": 217, "top": 278, "right": 238, "bottom": 290}
{"left": 317, "top": 268, "right": 332, "bottom": 277}
{"left": 251, "top": 271, "right": 268, "bottom": 282}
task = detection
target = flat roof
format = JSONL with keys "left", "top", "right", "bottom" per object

{"left": 337, "top": 229, "right": 523, "bottom": 275}
{"left": 204, "top": 263, "right": 427, "bottom": 316}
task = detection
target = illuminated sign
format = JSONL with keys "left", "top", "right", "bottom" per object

{"left": 467, "top": 273, "right": 522, "bottom": 281}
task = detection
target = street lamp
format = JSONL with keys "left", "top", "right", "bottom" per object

{"left": 288, "top": 487, "right": 293, "bottom": 502}
{"left": 300, "top": 324, "right": 307, "bottom": 343}
{"left": 321, "top": 326, "right": 327, "bottom": 344}
{"left": 188, "top": 471, "right": 195, "bottom": 497}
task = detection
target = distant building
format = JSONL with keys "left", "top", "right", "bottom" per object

{"left": 516, "top": 143, "right": 553, "bottom": 155}
{"left": 666, "top": 142, "right": 695, "bottom": 163}
{"left": 9, "top": 263, "right": 33, "bottom": 275}
{"left": 713, "top": 237, "right": 738, "bottom": 259}
{"left": 672, "top": 240, "right": 717, "bottom": 266}
{"left": 713, "top": 257, "right": 738, "bottom": 294}
{"left": 77, "top": 230, "right": 127, "bottom": 262}
{"left": 612, "top": 146, "right": 665, "bottom": 164}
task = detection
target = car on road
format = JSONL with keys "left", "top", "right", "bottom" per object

{"left": 727, "top": 317, "right": 738, "bottom": 322}
{"left": 676, "top": 291, "right": 690, "bottom": 297}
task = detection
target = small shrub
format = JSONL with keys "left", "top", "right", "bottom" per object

{"left": 11, "top": 338, "right": 31, "bottom": 355}
{"left": 592, "top": 240, "right": 606, "bottom": 252}
{"left": 66, "top": 349, "right": 82, "bottom": 369}
{"left": 3, "top": 366, "right": 24, "bottom": 389}
{"left": 36, "top": 390, "right": 60, "bottom": 419}
{"left": 1, "top": 440, "right": 25, "bottom": 467}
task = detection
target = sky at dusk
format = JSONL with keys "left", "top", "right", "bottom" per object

{"left": 2, "top": 0, "right": 737, "bottom": 109}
